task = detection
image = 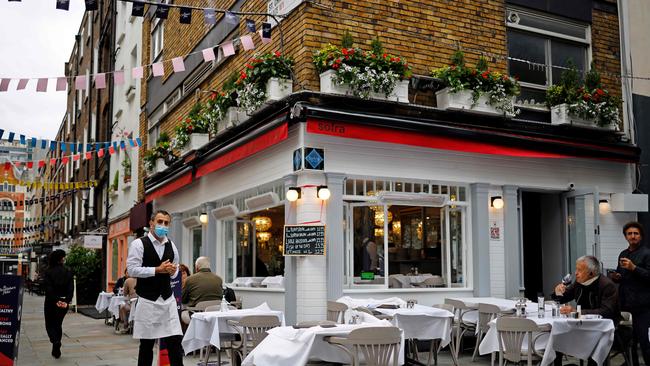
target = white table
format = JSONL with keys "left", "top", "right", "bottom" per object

{"left": 374, "top": 304, "right": 454, "bottom": 347}
{"left": 95, "top": 292, "right": 113, "bottom": 313}
{"left": 336, "top": 296, "right": 407, "bottom": 309}
{"left": 479, "top": 316, "right": 615, "bottom": 366}
{"left": 446, "top": 297, "right": 521, "bottom": 312}
{"left": 242, "top": 320, "right": 405, "bottom": 366}
{"left": 181, "top": 303, "right": 285, "bottom": 354}
{"left": 107, "top": 295, "right": 126, "bottom": 318}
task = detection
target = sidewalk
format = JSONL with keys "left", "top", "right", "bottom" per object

{"left": 16, "top": 293, "right": 202, "bottom": 366}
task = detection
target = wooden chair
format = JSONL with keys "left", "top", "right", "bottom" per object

{"left": 326, "top": 326, "right": 401, "bottom": 366}
{"left": 473, "top": 303, "right": 503, "bottom": 362}
{"left": 444, "top": 298, "right": 477, "bottom": 359}
{"left": 227, "top": 315, "right": 281, "bottom": 363}
{"left": 429, "top": 304, "right": 458, "bottom": 366}
{"left": 496, "top": 317, "right": 549, "bottom": 366}
{"left": 327, "top": 301, "right": 348, "bottom": 324}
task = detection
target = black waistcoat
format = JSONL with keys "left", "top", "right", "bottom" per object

{"left": 135, "top": 235, "right": 174, "bottom": 301}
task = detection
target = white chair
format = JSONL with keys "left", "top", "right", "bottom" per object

{"left": 227, "top": 315, "right": 281, "bottom": 364}
{"left": 496, "top": 317, "right": 549, "bottom": 366}
{"left": 473, "top": 303, "right": 504, "bottom": 363}
{"left": 327, "top": 301, "right": 348, "bottom": 324}
{"left": 445, "top": 298, "right": 477, "bottom": 359}
{"left": 326, "top": 326, "right": 401, "bottom": 366}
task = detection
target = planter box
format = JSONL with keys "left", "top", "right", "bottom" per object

{"left": 550, "top": 103, "right": 616, "bottom": 130}
{"left": 155, "top": 158, "right": 166, "bottom": 174}
{"left": 219, "top": 107, "right": 248, "bottom": 131}
{"left": 265, "top": 78, "right": 293, "bottom": 101}
{"left": 319, "top": 69, "right": 410, "bottom": 103}
{"left": 436, "top": 88, "right": 514, "bottom": 117}
{"left": 180, "top": 133, "right": 209, "bottom": 156}
{"left": 109, "top": 190, "right": 119, "bottom": 199}
{"left": 122, "top": 179, "right": 132, "bottom": 191}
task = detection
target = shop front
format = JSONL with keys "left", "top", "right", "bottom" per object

{"left": 107, "top": 216, "right": 132, "bottom": 292}
{"left": 145, "top": 94, "right": 643, "bottom": 324}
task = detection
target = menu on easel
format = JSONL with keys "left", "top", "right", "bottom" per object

{"left": 0, "top": 275, "right": 24, "bottom": 366}
{"left": 283, "top": 225, "right": 326, "bottom": 256}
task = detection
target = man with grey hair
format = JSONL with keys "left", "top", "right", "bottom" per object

{"left": 552, "top": 255, "right": 620, "bottom": 322}
{"left": 181, "top": 256, "right": 223, "bottom": 308}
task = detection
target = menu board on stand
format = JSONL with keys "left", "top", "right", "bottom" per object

{"left": 0, "top": 275, "right": 24, "bottom": 366}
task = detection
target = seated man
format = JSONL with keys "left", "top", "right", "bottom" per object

{"left": 117, "top": 273, "right": 137, "bottom": 334}
{"left": 181, "top": 257, "right": 223, "bottom": 323}
{"left": 552, "top": 255, "right": 621, "bottom": 366}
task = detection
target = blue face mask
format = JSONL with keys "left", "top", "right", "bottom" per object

{"left": 154, "top": 225, "right": 169, "bottom": 238}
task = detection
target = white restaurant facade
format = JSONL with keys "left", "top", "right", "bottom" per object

{"left": 144, "top": 93, "right": 644, "bottom": 324}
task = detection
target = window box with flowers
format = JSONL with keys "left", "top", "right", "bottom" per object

{"left": 143, "top": 132, "right": 174, "bottom": 175}
{"left": 432, "top": 51, "right": 520, "bottom": 117}
{"left": 203, "top": 89, "right": 247, "bottom": 132}
{"left": 236, "top": 51, "right": 294, "bottom": 115}
{"left": 313, "top": 37, "right": 411, "bottom": 103}
{"left": 546, "top": 63, "right": 620, "bottom": 130}
{"left": 121, "top": 155, "right": 132, "bottom": 190}
{"left": 172, "top": 102, "right": 210, "bottom": 156}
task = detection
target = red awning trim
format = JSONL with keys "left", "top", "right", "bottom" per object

{"left": 307, "top": 119, "right": 571, "bottom": 159}
{"left": 196, "top": 122, "right": 288, "bottom": 178}
{"left": 145, "top": 171, "right": 192, "bottom": 203}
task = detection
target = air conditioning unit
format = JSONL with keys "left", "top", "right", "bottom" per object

{"left": 245, "top": 192, "right": 280, "bottom": 211}
{"left": 211, "top": 204, "right": 239, "bottom": 220}
{"left": 182, "top": 216, "right": 201, "bottom": 228}
{"left": 377, "top": 192, "right": 447, "bottom": 207}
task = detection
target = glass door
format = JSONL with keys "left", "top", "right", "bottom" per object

{"left": 562, "top": 189, "right": 600, "bottom": 274}
{"left": 348, "top": 202, "right": 388, "bottom": 288}
{"left": 235, "top": 220, "right": 256, "bottom": 277}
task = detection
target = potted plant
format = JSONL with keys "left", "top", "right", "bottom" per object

{"left": 432, "top": 51, "right": 520, "bottom": 117}
{"left": 314, "top": 35, "right": 411, "bottom": 102}
{"left": 173, "top": 102, "right": 210, "bottom": 155}
{"left": 546, "top": 63, "right": 620, "bottom": 130}
{"left": 203, "top": 88, "right": 241, "bottom": 132}
{"left": 143, "top": 132, "right": 173, "bottom": 174}
{"left": 121, "top": 155, "right": 132, "bottom": 184}
{"left": 110, "top": 171, "right": 119, "bottom": 197}
{"left": 236, "top": 51, "right": 294, "bottom": 115}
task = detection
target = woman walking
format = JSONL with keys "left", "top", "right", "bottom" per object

{"left": 43, "top": 249, "right": 73, "bottom": 359}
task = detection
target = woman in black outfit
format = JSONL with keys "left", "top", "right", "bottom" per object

{"left": 43, "top": 249, "right": 73, "bottom": 359}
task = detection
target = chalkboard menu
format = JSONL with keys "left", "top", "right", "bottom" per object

{"left": 0, "top": 275, "right": 24, "bottom": 366}
{"left": 283, "top": 225, "right": 326, "bottom": 256}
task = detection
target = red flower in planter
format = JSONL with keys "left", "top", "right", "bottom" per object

{"left": 210, "top": 92, "right": 217, "bottom": 100}
{"left": 481, "top": 71, "right": 489, "bottom": 79}
{"left": 596, "top": 88, "right": 605, "bottom": 96}
{"left": 583, "top": 93, "right": 591, "bottom": 101}
{"left": 246, "top": 63, "right": 253, "bottom": 69}
{"left": 342, "top": 48, "right": 349, "bottom": 56}
{"left": 274, "top": 51, "right": 282, "bottom": 57}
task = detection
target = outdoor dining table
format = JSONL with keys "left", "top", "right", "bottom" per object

{"left": 94, "top": 291, "right": 113, "bottom": 313}
{"left": 107, "top": 295, "right": 126, "bottom": 318}
{"left": 242, "top": 319, "right": 405, "bottom": 366}
{"left": 446, "top": 297, "right": 521, "bottom": 312}
{"left": 478, "top": 315, "right": 615, "bottom": 366}
{"left": 181, "top": 302, "right": 285, "bottom": 354}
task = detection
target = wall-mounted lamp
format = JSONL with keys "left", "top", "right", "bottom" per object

{"left": 199, "top": 212, "right": 208, "bottom": 225}
{"left": 599, "top": 199, "right": 610, "bottom": 213}
{"left": 286, "top": 187, "right": 301, "bottom": 202}
{"left": 317, "top": 186, "right": 331, "bottom": 200}
{"left": 491, "top": 196, "right": 504, "bottom": 209}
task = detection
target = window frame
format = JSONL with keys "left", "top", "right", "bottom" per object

{"left": 151, "top": 18, "right": 164, "bottom": 62}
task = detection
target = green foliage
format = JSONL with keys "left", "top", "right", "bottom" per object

{"left": 173, "top": 102, "right": 210, "bottom": 149}
{"left": 223, "top": 72, "right": 240, "bottom": 93}
{"left": 144, "top": 132, "right": 172, "bottom": 171}
{"left": 475, "top": 56, "right": 489, "bottom": 72}
{"left": 450, "top": 50, "right": 465, "bottom": 68}
{"left": 121, "top": 154, "right": 131, "bottom": 180}
{"left": 65, "top": 245, "right": 101, "bottom": 305}
{"left": 235, "top": 51, "right": 294, "bottom": 114}
{"left": 584, "top": 62, "right": 601, "bottom": 91}
{"left": 370, "top": 36, "right": 384, "bottom": 56}
{"left": 112, "top": 171, "right": 119, "bottom": 191}
{"left": 341, "top": 30, "right": 354, "bottom": 48}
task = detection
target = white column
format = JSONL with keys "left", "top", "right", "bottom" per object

{"left": 295, "top": 172, "right": 327, "bottom": 322}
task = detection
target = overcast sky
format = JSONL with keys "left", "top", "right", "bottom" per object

{"left": 0, "top": 1, "right": 84, "bottom": 140}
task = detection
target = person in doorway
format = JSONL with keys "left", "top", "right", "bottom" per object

{"left": 609, "top": 221, "right": 650, "bottom": 365}
{"left": 127, "top": 210, "right": 183, "bottom": 366}
{"left": 43, "top": 249, "right": 73, "bottom": 359}
{"left": 113, "top": 268, "right": 128, "bottom": 294}
{"left": 361, "top": 237, "right": 378, "bottom": 273}
{"left": 552, "top": 255, "right": 620, "bottom": 366}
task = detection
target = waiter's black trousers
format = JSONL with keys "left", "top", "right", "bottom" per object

{"left": 43, "top": 302, "right": 68, "bottom": 345}
{"left": 138, "top": 335, "right": 183, "bottom": 366}
{"left": 631, "top": 309, "right": 650, "bottom": 366}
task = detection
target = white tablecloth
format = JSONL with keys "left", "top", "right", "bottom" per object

{"left": 446, "top": 297, "right": 521, "bottom": 312}
{"left": 181, "top": 303, "right": 285, "bottom": 354}
{"left": 107, "top": 295, "right": 126, "bottom": 317}
{"left": 242, "top": 320, "right": 405, "bottom": 366}
{"left": 95, "top": 292, "right": 113, "bottom": 313}
{"left": 336, "top": 296, "right": 407, "bottom": 309}
{"left": 479, "top": 316, "right": 614, "bottom": 366}
{"left": 375, "top": 304, "right": 454, "bottom": 347}
{"left": 261, "top": 276, "right": 284, "bottom": 288}
{"left": 231, "top": 277, "right": 266, "bottom": 287}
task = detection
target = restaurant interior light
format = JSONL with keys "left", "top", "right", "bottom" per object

{"left": 199, "top": 213, "right": 208, "bottom": 225}
{"left": 286, "top": 187, "right": 301, "bottom": 202}
{"left": 491, "top": 196, "right": 504, "bottom": 209}
{"left": 317, "top": 186, "right": 331, "bottom": 200}
{"left": 599, "top": 199, "right": 610, "bottom": 213}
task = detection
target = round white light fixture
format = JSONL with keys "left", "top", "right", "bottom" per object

{"left": 286, "top": 187, "right": 301, "bottom": 202}
{"left": 317, "top": 186, "right": 331, "bottom": 200}
{"left": 491, "top": 196, "right": 504, "bottom": 209}
{"left": 199, "top": 213, "right": 208, "bottom": 224}
{"left": 599, "top": 199, "right": 610, "bottom": 213}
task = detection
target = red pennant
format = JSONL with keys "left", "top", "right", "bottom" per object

{"left": 38, "top": 160, "right": 45, "bottom": 168}
{"left": 27, "top": 162, "right": 34, "bottom": 169}
{"left": 85, "top": 151, "right": 92, "bottom": 160}
{"left": 61, "top": 156, "right": 69, "bottom": 165}
{"left": 109, "top": 146, "right": 115, "bottom": 155}
{"left": 50, "top": 158, "right": 57, "bottom": 165}
{"left": 14, "top": 161, "right": 22, "bottom": 167}
{"left": 98, "top": 148, "right": 105, "bottom": 158}
{"left": 3, "top": 162, "right": 10, "bottom": 170}
{"left": 73, "top": 154, "right": 80, "bottom": 161}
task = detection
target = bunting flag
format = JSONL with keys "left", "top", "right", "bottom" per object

{"left": 241, "top": 35, "right": 255, "bottom": 51}
{"left": 155, "top": 4, "right": 170, "bottom": 19}
{"left": 172, "top": 57, "right": 185, "bottom": 73}
{"left": 180, "top": 7, "right": 192, "bottom": 24}
{"left": 85, "top": 0, "right": 98, "bottom": 11}
{"left": 131, "top": 1, "right": 145, "bottom": 17}
{"left": 246, "top": 19, "right": 256, "bottom": 33}
{"left": 204, "top": 9, "right": 216, "bottom": 25}
{"left": 55, "top": 0, "right": 70, "bottom": 11}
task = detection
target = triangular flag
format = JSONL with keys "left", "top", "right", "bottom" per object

{"left": 0, "top": 79, "right": 10, "bottom": 92}
{"left": 85, "top": 151, "right": 92, "bottom": 160}
{"left": 222, "top": 41, "right": 235, "bottom": 57}
{"left": 55, "top": 0, "right": 70, "bottom": 11}
{"left": 202, "top": 48, "right": 216, "bottom": 62}
{"left": 225, "top": 11, "right": 238, "bottom": 25}
{"left": 172, "top": 57, "right": 185, "bottom": 73}
{"left": 132, "top": 66, "right": 144, "bottom": 79}
{"left": 95, "top": 73, "right": 106, "bottom": 89}
{"left": 179, "top": 7, "right": 192, "bottom": 24}
{"left": 71, "top": 143, "right": 77, "bottom": 153}
{"left": 152, "top": 62, "right": 165, "bottom": 77}
{"left": 8, "top": 132, "right": 15, "bottom": 143}
{"left": 128, "top": 138, "right": 135, "bottom": 147}
{"left": 112, "top": 141, "right": 118, "bottom": 151}
{"left": 61, "top": 143, "right": 66, "bottom": 152}
{"left": 61, "top": 156, "right": 69, "bottom": 165}
{"left": 75, "top": 75, "right": 87, "bottom": 90}
{"left": 98, "top": 148, "right": 105, "bottom": 158}
{"left": 109, "top": 146, "right": 116, "bottom": 155}
{"left": 38, "top": 160, "right": 45, "bottom": 168}
{"left": 31, "top": 137, "right": 37, "bottom": 147}
{"left": 262, "top": 22, "right": 272, "bottom": 42}
{"left": 131, "top": 1, "right": 145, "bottom": 17}
{"left": 0, "top": 129, "right": 3, "bottom": 140}
{"left": 246, "top": 19, "right": 256, "bottom": 33}
{"left": 19, "top": 135, "right": 26, "bottom": 145}
{"left": 50, "top": 141, "right": 57, "bottom": 150}
{"left": 85, "top": 0, "right": 98, "bottom": 10}
{"left": 56, "top": 77, "right": 67, "bottom": 91}
{"left": 120, "top": 141, "right": 126, "bottom": 150}
{"left": 73, "top": 154, "right": 80, "bottom": 161}
{"left": 27, "top": 162, "right": 33, "bottom": 169}
{"left": 204, "top": 9, "right": 216, "bottom": 25}
{"left": 36, "top": 78, "right": 48, "bottom": 92}
{"left": 114, "top": 71, "right": 125, "bottom": 86}
{"left": 135, "top": 138, "right": 142, "bottom": 147}
{"left": 17, "top": 79, "right": 28, "bottom": 90}
{"left": 41, "top": 139, "right": 47, "bottom": 149}
{"left": 50, "top": 158, "right": 57, "bottom": 165}
{"left": 155, "top": 4, "right": 170, "bottom": 19}
{"left": 240, "top": 35, "right": 255, "bottom": 51}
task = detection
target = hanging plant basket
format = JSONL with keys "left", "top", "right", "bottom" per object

{"left": 436, "top": 88, "right": 515, "bottom": 117}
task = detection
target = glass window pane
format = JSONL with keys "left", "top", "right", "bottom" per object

{"left": 458, "top": 187, "right": 466, "bottom": 202}
{"left": 224, "top": 221, "right": 234, "bottom": 283}
{"left": 551, "top": 40, "right": 586, "bottom": 84}
{"left": 192, "top": 227, "right": 202, "bottom": 270}
{"left": 355, "top": 180, "right": 364, "bottom": 196}
{"left": 395, "top": 182, "right": 403, "bottom": 192}
{"left": 345, "top": 179, "right": 353, "bottom": 195}
{"left": 252, "top": 206, "right": 284, "bottom": 276}
{"left": 376, "top": 181, "right": 384, "bottom": 192}
{"left": 237, "top": 222, "right": 253, "bottom": 277}
{"left": 450, "top": 208, "right": 464, "bottom": 285}
{"left": 517, "top": 87, "right": 548, "bottom": 105}
{"left": 353, "top": 205, "right": 385, "bottom": 285}
{"left": 404, "top": 182, "right": 412, "bottom": 193}
{"left": 508, "top": 31, "right": 547, "bottom": 85}
{"left": 111, "top": 239, "right": 118, "bottom": 280}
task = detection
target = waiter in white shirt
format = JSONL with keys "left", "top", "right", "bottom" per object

{"left": 127, "top": 210, "right": 183, "bottom": 366}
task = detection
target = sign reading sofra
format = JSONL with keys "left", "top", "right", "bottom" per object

{"left": 83, "top": 235, "right": 103, "bottom": 249}
{"left": 283, "top": 225, "right": 326, "bottom": 256}
{"left": 0, "top": 275, "right": 24, "bottom": 366}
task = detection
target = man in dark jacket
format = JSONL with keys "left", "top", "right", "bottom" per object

{"left": 609, "top": 221, "right": 650, "bottom": 365}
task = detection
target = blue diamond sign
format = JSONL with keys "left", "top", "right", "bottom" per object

{"left": 293, "top": 147, "right": 324, "bottom": 171}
